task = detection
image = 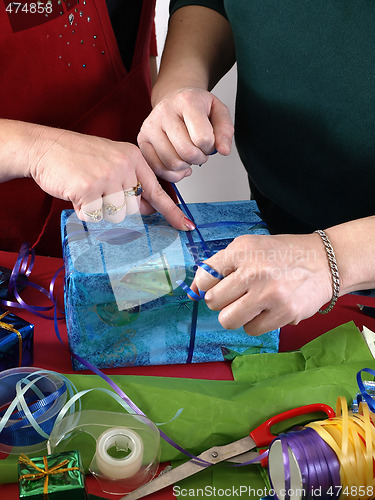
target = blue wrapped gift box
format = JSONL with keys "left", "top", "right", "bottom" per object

{"left": 61, "top": 201, "right": 280, "bottom": 370}
{"left": 0, "top": 307, "right": 33, "bottom": 371}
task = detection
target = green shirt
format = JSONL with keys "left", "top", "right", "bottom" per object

{"left": 170, "top": 0, "right": 375, "bottom": 233}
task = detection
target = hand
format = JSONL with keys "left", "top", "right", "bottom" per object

{"left": 137, "top": 88, "right": 234, "bottom": 182}
{"left": 191, "top": 233, "right": 333, "bottom": 335}
{"left": 29, "top": 127, "right": 194, "bottom": 230}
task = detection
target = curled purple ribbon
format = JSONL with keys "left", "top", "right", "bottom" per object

{"left": 2, "top": 241, "right": 211, "bottom": 466}
{"left": 0, "top": 242, "right": 64, "bottom": 320}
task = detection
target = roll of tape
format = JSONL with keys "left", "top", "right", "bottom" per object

{"left": 95, "top": 427, "right": 144, "bottom": 480}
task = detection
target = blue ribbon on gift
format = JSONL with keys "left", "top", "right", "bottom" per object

{"left": 171, "top": 183, "right": 266, "bottom": 363}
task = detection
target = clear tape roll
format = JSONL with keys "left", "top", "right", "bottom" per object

{"left": 95, "top": 427, "right": 144, "bottom": 480}
{"left": 48, "top": 410, "right": 160, "bottom": 495}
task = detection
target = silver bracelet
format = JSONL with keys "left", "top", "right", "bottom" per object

{"left": 314, "top": 230, "right": 340, "bottom": 314}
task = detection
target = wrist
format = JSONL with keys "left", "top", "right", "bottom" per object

{"left": 0, "top": 120, "right": 51, "bottom": 181}
{"left": 151, "top": 78, "right": 209, "bottom": 108}
{"left": 324, "top": 217, "right": 375, "bottom": 295}
{"left": 314, "top": 230, "right": 340, "bottom": 313}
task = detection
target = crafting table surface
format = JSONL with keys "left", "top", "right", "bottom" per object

{"left": 1, "top": 249, "right": 375, "bottom": 499}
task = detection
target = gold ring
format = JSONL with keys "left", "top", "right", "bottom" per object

{"left": 82, "top": 208, "right": 103, "bottom": 221}
{"left": 124, "top": 182, "right": 143, "bottom": 197}
{"left": 104, "top": 199, "right": 126, "bottom": 216}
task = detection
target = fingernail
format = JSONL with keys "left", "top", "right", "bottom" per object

{"left": 183, "top": 217, "right": 195, "bottom": 231}
{"left": 209, "top": 148, "right": 218, "bottom": 156}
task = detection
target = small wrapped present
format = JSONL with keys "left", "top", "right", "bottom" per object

{"left": 61, "top": 200, "right": 280, "bottom": 369}
{"left": 18, "top": 450, "right": 87, "bottom": 499}
{"left": 0, "top": 307, "right": 33, "bottom": 371}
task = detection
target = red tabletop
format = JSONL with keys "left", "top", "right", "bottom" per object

{"left": 2, "top": 249, "right": 375, "bottom": 499}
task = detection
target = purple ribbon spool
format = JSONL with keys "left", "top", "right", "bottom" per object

{"left": 268, "top": 427, "right": 341, "bottom": 500}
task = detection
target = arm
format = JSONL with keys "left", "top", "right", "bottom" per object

{"left": 190, "top": 217, "right": 375, "bottom": 336}
{"left": 138, "top": 6, "right": 236, "bottom": 182}
{"left": 0, "top": 119, "right": 193, "bottom": 229}
{"left": 152, "top": 5, "right": 235, "bottom": 103}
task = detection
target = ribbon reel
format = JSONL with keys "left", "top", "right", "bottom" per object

{"left": 267, "top": 394, "right": 375, "bottom": 500}
{"left": 0, "top": 367, "right": 67, "bottom": 456}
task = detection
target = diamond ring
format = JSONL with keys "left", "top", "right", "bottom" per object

{"left": 104, "top": 199, "right": 127, "bottom": 216}
{"left": 124, "top": 182, "right": 143, "bottom": 197}
{"left": 82, "top": 208, "right": 103, "bottom": 221}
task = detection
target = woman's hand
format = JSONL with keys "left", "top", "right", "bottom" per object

{"left": 28, "top": 125, "right": 194, "bottom": 230}
{"left": 137, "top": 87, "right": 234, "bottom": 182}
{"left": 191, "top": 233, "right": 333, "bottom": 335}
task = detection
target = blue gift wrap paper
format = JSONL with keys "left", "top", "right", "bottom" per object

{"left": 0, "top": 307, "right": 33, "bottom": 371}
{"left": 61, "top": 201, "right": 280, "bottom": 370}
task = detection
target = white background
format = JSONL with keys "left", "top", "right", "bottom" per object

{"left": 154, "top": 2, "right": 250, "bottom": 203}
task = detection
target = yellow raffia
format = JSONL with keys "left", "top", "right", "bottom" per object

{"left": 306, "top": 396, "right": 375, "bottom": 500}
{"left": 0, "top": 311, "right": 22, "bottom": 366}
{"left": 19, "top": 454, "right": 81, "bottom": 497}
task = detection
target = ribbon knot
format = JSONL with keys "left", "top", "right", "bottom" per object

{"left": 0, "top": 311, "right": 22, "bottom": 366}
{"left": 19, "top": 454, "right": 81, "bottom": 497}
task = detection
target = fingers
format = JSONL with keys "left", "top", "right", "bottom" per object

{"left": 139, "top": 139, "right": 193, "bottom": 183}
{"left": 193, "top": 260, "right": 289, "bottom": 336}
{"left": 80, "top": 198, "right": 104, "bottom": 223}
{"left": 78, "top": 190, "right": 129, "bottom": 224}
{"left": 165, "top": 114, "right": 209, "bottom": 165}
{"left": 242, "top": 310, "right": 284, "bottom": 337}
{"left": 192, "top": 249, "right": 235, "bottom": 293}
{"left": 188, "top": 233, "right": 333, "bottom": 336}
{"left": 65, "top": 137, "right": 193, "bottom": 231}
{"left": 138, "top": 88, "right": 234, "bottom": 180}
{"left": 102, "top": 190, "right": 127, "bottom": 223}
{"left": 183, "top": 93, "right": 233, "bottom": 156}
{"left": 134, "top": 154, "right": 195, "bottom": 231}
{"left": 123, "top": 180, "right": 141, "bottom": 216}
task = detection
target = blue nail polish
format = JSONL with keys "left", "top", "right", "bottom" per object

{"left": 209, "top": 149, "right": 218, "bottom": 156}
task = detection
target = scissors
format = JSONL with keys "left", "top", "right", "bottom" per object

{"left": 123, "top": 403, "right": 335, "bottom": 500}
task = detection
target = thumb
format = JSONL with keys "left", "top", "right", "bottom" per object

{"left": 210, "top": 96, "right": 234, "bottom": 156}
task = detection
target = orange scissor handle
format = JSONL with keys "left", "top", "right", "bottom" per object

{"left": 250, "top": 403, "right": 335, "bottom": 448}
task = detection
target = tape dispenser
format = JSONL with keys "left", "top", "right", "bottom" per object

{"left": 47, "top": 410, "right": 160, "bottom": 495}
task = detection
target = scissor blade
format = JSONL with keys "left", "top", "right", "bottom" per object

{"left": 225, "top": 451, "right": 260, "bottom": 464}
{"left": 123, "top": 459, "right": 211, "bottom": 500}
{"left": 123, "top": 436, "right": 255, "bottom": 500}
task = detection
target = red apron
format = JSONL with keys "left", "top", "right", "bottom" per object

{"left": 0, "top": 0, "right": 157, "bottom": 256}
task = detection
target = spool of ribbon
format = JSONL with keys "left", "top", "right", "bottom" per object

{"left": 0, "top": 368, "right": 69, "bottom": 453}
{"left": 0, "top": 311, "right": 23, "bottom": 366}
{"left": 267, "top": 393, "right": 375, "bottom": 500}
{"left": 18, "top": 454, "right": 81, "bottom": 496}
